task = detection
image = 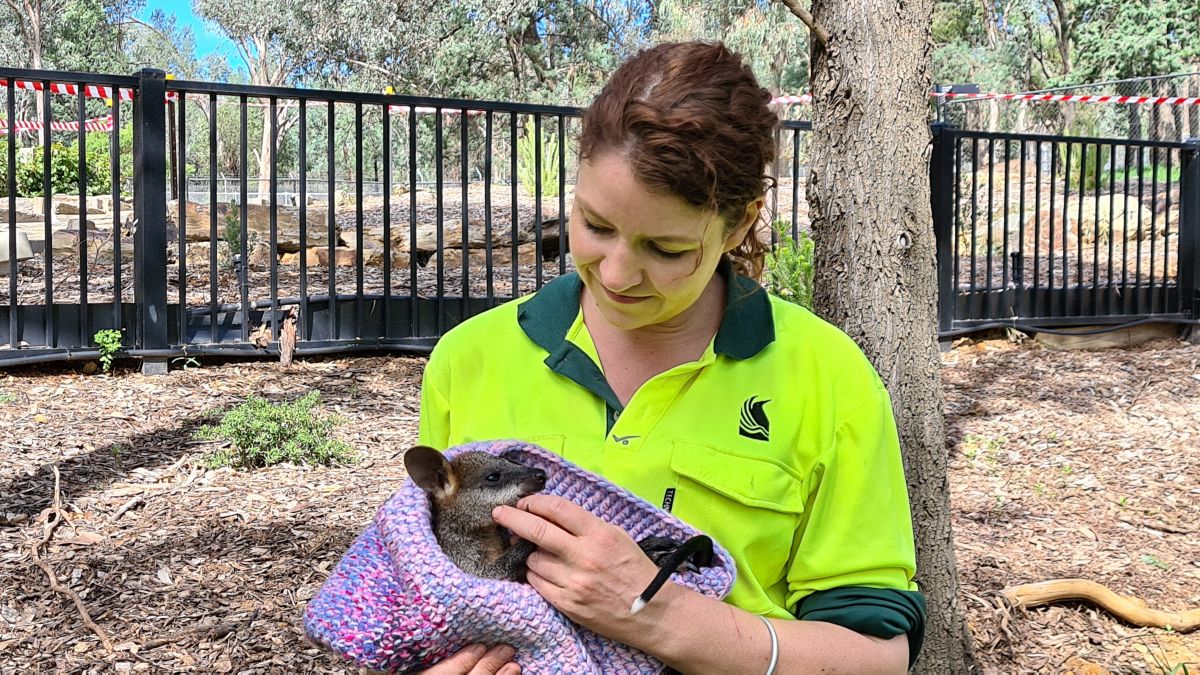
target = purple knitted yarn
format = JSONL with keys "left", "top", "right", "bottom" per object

{"left": 303, "top": 440, "right": 737, "bottom": 673}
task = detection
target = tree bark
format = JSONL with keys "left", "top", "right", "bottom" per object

{"left": 805, "top": 0, "right": 979, "bottom": 671}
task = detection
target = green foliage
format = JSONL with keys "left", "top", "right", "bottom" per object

{"left": 517, "top": 117, "right": 559, "bottom": 199}
{"left": 0, "top": 390, "right": 15, "bottom": 405}
{"left": 1055, "top": 141, "right": 1112, "bottom": 192}
{"left": 93, "top": 329, "right": 122, "bottom": 373}
{"left": 194, "top": 391, "right": 357, "bottom": 469}
{"left": 764, "top": 222, "right": 814, "bottom": 311}
{"left": 223, "top": 210, "right": 242, "bottom": 256}
{"left": 11, "top": 133, "right": 112, "bottom": 197}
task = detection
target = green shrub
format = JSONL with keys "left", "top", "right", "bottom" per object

{"left": 764, "top": 221, "right": 815, "bottom": 311}
{"left": 517, "top": 116, "right": 559, "bottom": 198}
{"left": 93, "top": 329, "right": 123, "bottom": 373}
{"left": 194, "top": 391, "right": 357, "bottom": 469}
{"left": 13, "top": 132, "right": 113, "bottom": 197}
{"left": 223, "top": 209, "right": 242, "bottom": 256}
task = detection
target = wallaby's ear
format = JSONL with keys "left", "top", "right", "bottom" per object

{"left": 404, "top": 446, "right": 457, "bottom": 497}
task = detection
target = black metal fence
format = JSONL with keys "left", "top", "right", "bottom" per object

{"left": 931, "top": 123, "right": 1200, "bottom": 336}
{"left": 0, "top": 67, "right": 811, "bottom": 368}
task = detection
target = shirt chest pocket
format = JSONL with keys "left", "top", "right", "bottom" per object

{"left": 669, "top": 441, "right": 806, "bottom": 588}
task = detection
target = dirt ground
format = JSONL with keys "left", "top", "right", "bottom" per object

{"left": 1, "top": 334, "right": 1197, "bottom": 674}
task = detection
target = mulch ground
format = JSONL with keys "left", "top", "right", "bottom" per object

{"left": 1, "top": 334, "right": 1198, "bottom": 673}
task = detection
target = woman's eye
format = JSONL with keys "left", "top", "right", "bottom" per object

{"left": 583, "top": 220, "right": 611, "bottom": 234}
{"left": 650, "top": 244, "right": 686, "bottom": 258}
{"left": 486, "top": 473, "right": 500, "bottom": 483}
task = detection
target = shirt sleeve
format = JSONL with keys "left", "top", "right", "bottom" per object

{"left": 417, "top": 349, "right": 452, "bottom": 449}
{"left": 785, "top": 379, "right": 926, "bottom": 662}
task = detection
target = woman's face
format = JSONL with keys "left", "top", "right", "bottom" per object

{"left": 569, "top": 153, "right": 755, "bottom": 332}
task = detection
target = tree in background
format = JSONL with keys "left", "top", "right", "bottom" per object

{"left": 800, "top": 0, "right": 980, "bottom": 670}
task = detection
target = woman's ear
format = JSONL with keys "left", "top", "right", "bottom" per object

{"left": 723, "top": 198, "right": 764, "bottom": 252}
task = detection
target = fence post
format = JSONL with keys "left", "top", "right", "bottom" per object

{"left": 1180, "top": 139, "right": 1200, "bottom": 336}
{"left": 930, "top": 122, "right": 957, "bottom": 341}
{"left": 132, "top": 68, "right": 169, "bottom": 374}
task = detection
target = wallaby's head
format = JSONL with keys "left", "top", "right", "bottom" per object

{"left": 404, "top": 446, "right": 547, "bottom": 524}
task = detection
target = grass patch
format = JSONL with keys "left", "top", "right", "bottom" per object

{"left": 195, "top": 391, "right": 357, "bottom": 469}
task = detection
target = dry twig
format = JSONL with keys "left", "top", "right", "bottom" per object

{"left": 28, "top": 465, "right": 115, "bottom": 653}
{"left": 1002, "top": 579, "right": 1200, "bottom": 632}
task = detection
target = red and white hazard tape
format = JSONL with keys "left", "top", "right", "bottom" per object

{"left": 0, "top": 114, "right": 114, "bottom": 135}
{"left": 771, "top": 92, "right": 1200, "bottom": 107}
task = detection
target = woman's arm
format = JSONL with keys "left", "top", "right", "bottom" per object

{"left": 493, "top": 496, "right": 908, "bottom": 674}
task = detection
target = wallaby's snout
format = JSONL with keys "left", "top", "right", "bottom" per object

{"left": 519, "top": 468, "right": 547, "bottom": 499}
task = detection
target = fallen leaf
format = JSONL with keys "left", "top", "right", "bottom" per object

{"left": 59, "top": 532, "right": 105, "bottom": 546}
{"left": 156, "top": 565, "right": 174, "bottom": 586}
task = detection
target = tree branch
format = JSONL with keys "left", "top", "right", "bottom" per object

{"left": 776, "top": 0, "right": 830, "bottom": 47}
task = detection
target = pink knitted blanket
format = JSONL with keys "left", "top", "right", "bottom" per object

{"left": 303, "top": 440, "right": 736, "bottom": 674}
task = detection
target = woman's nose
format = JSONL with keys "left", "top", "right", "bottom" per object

{"left": 597, "top": 244, "right": 641, "bottom": 292}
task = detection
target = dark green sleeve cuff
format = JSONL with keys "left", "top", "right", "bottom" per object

{"left": 792, "top": 587, "right": 927, "bottom": 669}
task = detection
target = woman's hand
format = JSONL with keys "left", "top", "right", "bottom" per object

{"left": 417, "top": 644, "right": 520, "bottom": 675}
{"left": 492, "top": 494, "right": 666, "bottom": 646}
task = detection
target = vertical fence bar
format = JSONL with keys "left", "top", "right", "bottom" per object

{"left": 1061, "top": 141, "right": 1071, "bottom": 317}
{"left": 1015, "top": 140, "right": 1026, "bottom": 317}
{"left": 510, "top": 113, "right": 519, "bottom": 298}
{"left": 1136, "top": 146, "right": 1145, "bottom": 315}
{"left": 1149, "top": 147, "right": 1161, "bottom": 313}
{"left": 1091, "top": 143, "right": 1101, "bottom": 314}
{"left": 354, "top": 101, "right": 364, "bottom": 338}
{"left": 985, "top": 138, "right": 994, "bottom": 303}
{"left": 1163, "top": 149, "right": 1174, "bottom": 305}
{"left": 5, "top": 82, "right": 16, "bottom": 348}
{"left": 1048, "top": 142, "right": 1057, "bottom": 316}
{"left": 208, "top": 93, "right": 218, "bottom": 343}
{"left": 1002, "top": 140, "right": 1010, "bottom": 294}
{"left": 239, "top": 96, "right": 249, "bottom": 342}
{"left": 534, "top": 114, "right": 544, "bottom": 289}
{"left": 381, "top": 103, "right": 390, "bottom": 337}
{"left": 1122, "top": 144, "right": 1132, "bottom": 314}
{"left": 176, "top": 91, "right": 187, "bottom": 345}
{"left": 1075, "top": 142, "right": 1086, "bottom": 316}
{"left": 484, "top": 110, "right": 495, "bottom": 307}
{"left": 1032, "top": 141, "right": 1043, "bottom": 316}
{"left": 435, "top": 109, "right": 445, "bottom": 334}
{"left": 791, "top": 129, "right": 801, "bottom": 240}
{"left": 326, "top": 100, "right": 337, "bottom": 341}
{"left": 1180, "top": 140, "right": 1199, "bottom": 320}
{"left": 40, "top": 87, "right": 53, "bottom": 346}
{"left": 269, "top": 97, "right": 280, "bottom": 341}
{"left": 298, "top": 100, "right": 309, "bottom": 341}
{"left": 408, "top": 108, "right": 418, "bottom": 337}
{"left": 132, "top": 68, "right": 169, "bottom": 366}
{"left": 77, "top": 87, "right": 89, "bottom": 344}
{"left": 931, "top": 124, "right": 956, "bottom": 336}
{"left": 557, "top": 114, "right": 566, "bottom": 277}
{"left": 969, "top": 137, "right": 979, "bottom": 318}
{"left": 111, "top": 95, "right": 122, "bottom": 329}
{"left": 460, "top": 108, "right": 470, "bottom": 322}
{"left": 1107, "top": 143, "right": 1117, "bottom": 315}
{"left": 953, "top": 135, "right": 962, "bottom": 315}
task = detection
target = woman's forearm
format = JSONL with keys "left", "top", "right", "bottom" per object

{"left": 624, "top": 582, "right": 909, "bottom": 674}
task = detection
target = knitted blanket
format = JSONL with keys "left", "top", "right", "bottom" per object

{"left": 303, "top": 440, "right": 736, "bottom": 674}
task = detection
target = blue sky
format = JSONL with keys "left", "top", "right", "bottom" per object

{"left": 139, "top": 0, "right": 234, "bottom": 63}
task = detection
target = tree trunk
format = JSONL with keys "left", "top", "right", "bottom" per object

{"left": 805, "top": 0, "right": 979, "bottom": 671}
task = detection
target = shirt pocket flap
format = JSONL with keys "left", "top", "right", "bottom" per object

{"left": 671, "top": 442, "right": 805, "bottom": 514}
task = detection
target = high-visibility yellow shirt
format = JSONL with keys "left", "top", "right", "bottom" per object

{"left": 418, "top": 267, "right": 926, "bottom": 661}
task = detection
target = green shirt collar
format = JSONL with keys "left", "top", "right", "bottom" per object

{"left": 517, "top": 259, "right": 775, "bottom": 360}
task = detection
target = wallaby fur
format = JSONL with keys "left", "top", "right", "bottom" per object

{"left": 404, "top": 446, "right": 547, "bottom": 582}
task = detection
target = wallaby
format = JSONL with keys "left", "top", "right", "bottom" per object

{"left": 403, "top": 446, "right": 715, "bottom": 607}
{"left": 404, "top": 446, "right": 548, "bottom": 582}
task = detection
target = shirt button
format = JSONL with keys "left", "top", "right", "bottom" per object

{"left": 613, "top": 409, "right": 621, "bottom": 420}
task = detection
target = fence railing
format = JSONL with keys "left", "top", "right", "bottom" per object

{"left": 0, "top": 67, "right": 811, "bottom": 368}
{"left": 5, "top": 68, "right": 1195, "bottom": 369}
{"left": 931, "top": 123, "right": 1200, "bottom": 336}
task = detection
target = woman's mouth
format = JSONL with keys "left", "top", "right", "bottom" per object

{"left": 602, "top": 286, "right": 649, "bottom": 304}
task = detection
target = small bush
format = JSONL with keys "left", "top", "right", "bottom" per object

{"left": 517, "top": 116, "right": 559, "bottom": 198}
{"left": 194, "top": 391, "right": 356, "bottom": 469}
{"left": 764, "top": 222, "right": 815, "bottom": 311}
{"left": 93, "top": 329, "right": 123, "bottom": 373}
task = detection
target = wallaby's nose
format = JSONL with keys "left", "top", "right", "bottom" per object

{"left": 533, "top": 469, "right": 547, "bottom": 485}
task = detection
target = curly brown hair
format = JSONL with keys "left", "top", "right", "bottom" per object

{"left": 579, "top": 41, "right": 779, "bottom": 279}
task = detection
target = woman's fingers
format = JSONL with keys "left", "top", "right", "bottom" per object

{"left": 517, "top": 494, "right": 601, "bottom": 536}
{"left": 492, "top": 504, "right": 574, "bottom": 555}
{"left": 418, "top": 644, "right": 519, "bottom": 675}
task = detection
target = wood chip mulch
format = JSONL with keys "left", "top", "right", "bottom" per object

{"left": 1, "top": 335, "right": 1198, "bottom": 673}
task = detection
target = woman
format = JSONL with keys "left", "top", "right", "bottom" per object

{"left": 417, "top": 41, "right": 924, "bottom": 674}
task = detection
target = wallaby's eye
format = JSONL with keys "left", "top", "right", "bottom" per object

{"left": 485, "top": 472, "right": 500, "bottom": 483}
